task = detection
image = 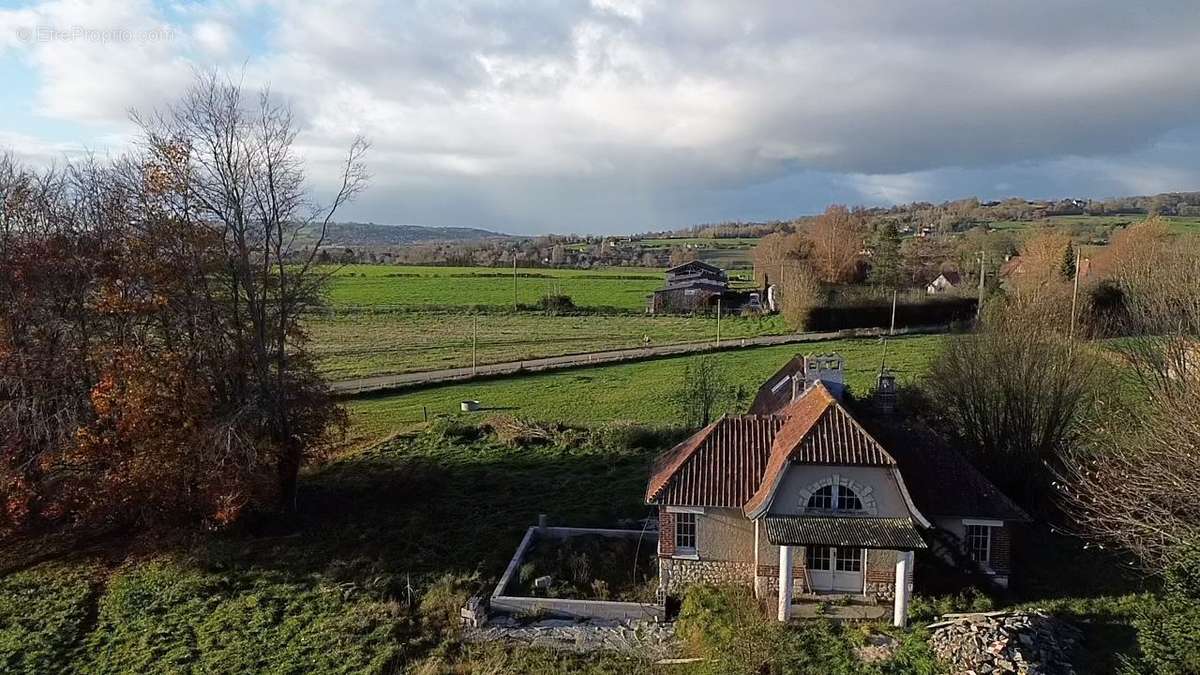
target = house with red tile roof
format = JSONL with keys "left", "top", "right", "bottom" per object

{"left": 645, "top": 353, "right": 1028, "bottom": 626}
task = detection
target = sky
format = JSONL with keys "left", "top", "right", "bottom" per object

{"left": 2, "top": 1, "right": 1200, "bottom": 235}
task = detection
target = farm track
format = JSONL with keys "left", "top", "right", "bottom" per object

{"left": 330, "top": 324, "right": 949, "bottom": 397}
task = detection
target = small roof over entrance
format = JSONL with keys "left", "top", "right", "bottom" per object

{"left": 763, "top": 516, "right": 927, "bottom": 550}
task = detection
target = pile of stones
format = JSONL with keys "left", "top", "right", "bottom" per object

{"left": 928, "top": 610, "right": 1083, "bottom": 674}
{"left": 464, "top": 616, "right": 676, "bottom": 658}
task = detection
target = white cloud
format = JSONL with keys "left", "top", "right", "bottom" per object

{"left": 192, "top": 19, "right": 233, "bottom": 57}
{"left": 3, "top": 0, "right": 1200, "bottom": 231}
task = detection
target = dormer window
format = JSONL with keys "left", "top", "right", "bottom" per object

{"left": 807, "top": 484, "right": 863, "bottom": 512}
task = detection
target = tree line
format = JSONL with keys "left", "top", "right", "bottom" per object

{"left": 0, "top": 73, "right": 367, "bottom": 537}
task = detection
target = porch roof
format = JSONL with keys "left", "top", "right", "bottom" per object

{"left": 763, "top": 516, "right": 927, "bottom": 550}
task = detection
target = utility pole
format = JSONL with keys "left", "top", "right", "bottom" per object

{"left": 889, "top": 290, "right": 897, "bottom": 336}
{"left": 977, "top": 249, "right": 986, "bottom": 321}
{"left": 472, "top": 316, "right": 478, "bottom": 376}
{"left": 716, "top": 298, "right": 722, "bottom": 346}
{"left": 512, "top": 257, "right": 518, "bottom": 310}
{"left": 1069, "top": 246, "right": 1082, "bottom": 342}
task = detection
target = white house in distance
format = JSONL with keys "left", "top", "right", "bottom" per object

{"left": 926, "top": 271, "right": 963, "bottom": 294}
{"left": 646, "top": 354, "right": 1028, "bottom": 626}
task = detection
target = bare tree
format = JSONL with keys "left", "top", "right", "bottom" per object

{"left": 133, "top": 72, "right": 369, "bottom": 508}
{"left": 805, "top": 205, "right": 864, "bottom": 284}
{"left": 672, "top": 357, "right": 737, "bottom": 428}
{"left": 925, "top": 310, "right": 1101, "bottom": 508}
{"left": 778, "top": 264, "right": 823, "bottom": 331}
{"left": 1059, "top": 231, "right": 1200, "bottom": 570}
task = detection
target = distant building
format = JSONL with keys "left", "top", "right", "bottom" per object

{"left": 926, "top": 271, "right": 963, "bottom": 294}
{"left": 648, "top": 260, "right": 778, "bottom": 315}
{"left": 648, "top": 260, "right": 729, "bottom": 314}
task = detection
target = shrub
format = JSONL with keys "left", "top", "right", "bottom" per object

{"left": 676, "top": 585, "right": 778, "bottom": 674}
{"left": 591, "top": 422, "right": 687, "bottom": 454}
{"left": 538, "top": 294, "right": 575, "bottom": 314}
{"left": 1128, "top": 547, "right": 1200, "bottom": 674}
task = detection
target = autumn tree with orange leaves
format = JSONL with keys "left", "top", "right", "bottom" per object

{"left": 0, "top": 73, "right": 367, "bottom": 537}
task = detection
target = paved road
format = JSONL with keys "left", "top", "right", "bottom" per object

{"left": 329, "top": 324, "right": 948, "bottom": 397}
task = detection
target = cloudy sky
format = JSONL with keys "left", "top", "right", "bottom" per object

{"left": 3, "top": 1, "right": 1200, "bottom": 234}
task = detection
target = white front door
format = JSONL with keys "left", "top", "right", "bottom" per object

{"left": 805, "top": 546, "right": 864, "bottom": 593}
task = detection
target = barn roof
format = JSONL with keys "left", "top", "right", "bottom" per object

{"left": 664, "top": 260, "right": 725, "bottom": 274}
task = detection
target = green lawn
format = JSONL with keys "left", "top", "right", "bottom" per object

{"left": 309, "top": 263, "right": 788, "bottom": 381}
{"left": 0, "top": 421, "right": 677, "bottom": 672}
{"left": 321, "top": 264, "right": 665, "bottom": 312}
{"left": 343, "top": 334, "right": 943, "bottom": 444}
{"left": 310, "top": 311, "right": 790, "bottom": 380}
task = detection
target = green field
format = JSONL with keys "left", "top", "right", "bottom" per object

{"left": 321, "top": 264, "right": 665, "bottom": 312}
{"left": 310, "top": 264, "right": 785, "bottom": 381}
{"left": 311, "top": 311, "right": 789, "bottom": 380}
{"left": 986, "top": 214, "right": 1200, "bottom": 234}
{"left": 343, "top": 334, "right": 942, "bottom": 444}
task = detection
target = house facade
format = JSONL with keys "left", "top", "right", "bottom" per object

{"left": 648, "top": 260, "right": 729, "bottom": 314}
{"left": 926, "top": 271, "right": 962, "bottom": 294}
{"left": 646, "top": 354, "right": 1028, "bottom": 625}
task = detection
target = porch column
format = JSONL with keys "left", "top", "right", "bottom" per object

{"left": 777, "top": 545, "right": 793, "bottom": 622}
{"left": 893, "top": 550, "right": 913, "bottom": 627}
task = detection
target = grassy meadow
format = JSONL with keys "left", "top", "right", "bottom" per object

{"left": 343, "top": 334, "right": 943, "bottom": 444}
{"left": 309, "top": 264, "right": 780, "bottom": 381}
{"left": 311, "top": 311, "right": 789, "bottom": 380}
{"left": 321, "top": 264, "right": 667, "bottom": 312}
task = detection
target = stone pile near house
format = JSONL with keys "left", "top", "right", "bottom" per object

{"left": 464, "top": 616, "right": 676, "bottom": 657}
{"left": 928, "top": 610, "right": 1082, "bottom": 674}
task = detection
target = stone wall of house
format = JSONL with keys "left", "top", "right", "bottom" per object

{"left": 754, "top": 562, "right": 811, "bottom": 598}
{"left": 659, "top": 558, "right": 755, "bottom": 594}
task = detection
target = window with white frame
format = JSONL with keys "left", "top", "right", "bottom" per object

{"left": 835, "top": 547, "right": 863, "bottom": 572}
{"left": 807, "top": 484, "right": 864, "bottom": 512}
{"left": 806, "top": 545, "right": 832, "bottom": 570}
{"left": 675, "top": 512, "right": 697, "bottom": 554}
{"left": 965, "top": 524, "right": 992, "bottom": 564}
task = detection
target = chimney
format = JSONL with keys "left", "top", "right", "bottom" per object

{"left": 875, "top": 370, "right": 897, "bottom": 414}
{"left": 801, "top": 353, "right": 845, "bottom": 400}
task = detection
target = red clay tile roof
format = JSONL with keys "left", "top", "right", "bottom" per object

{"left": 788, "top": 404, "right": 897, "bottom": 466}
{"left": 645, "top": 415, "right": 784, "bottom": 507}
{"left": 649, "top": 381, "right": 901, "bottom": 514}
{"left": 743, "top": 383, "right": 896, "bottom": 517}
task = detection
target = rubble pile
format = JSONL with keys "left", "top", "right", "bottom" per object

{"left": 464, "top": 616, "right": 676, "bottom": 657}
{"left": 928, "top": 610, "right": 1082, "bottom": 675}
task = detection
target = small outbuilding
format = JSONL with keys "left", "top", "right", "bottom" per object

{"left": 926, "top": 271, "right": 963, "bottom": 294}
